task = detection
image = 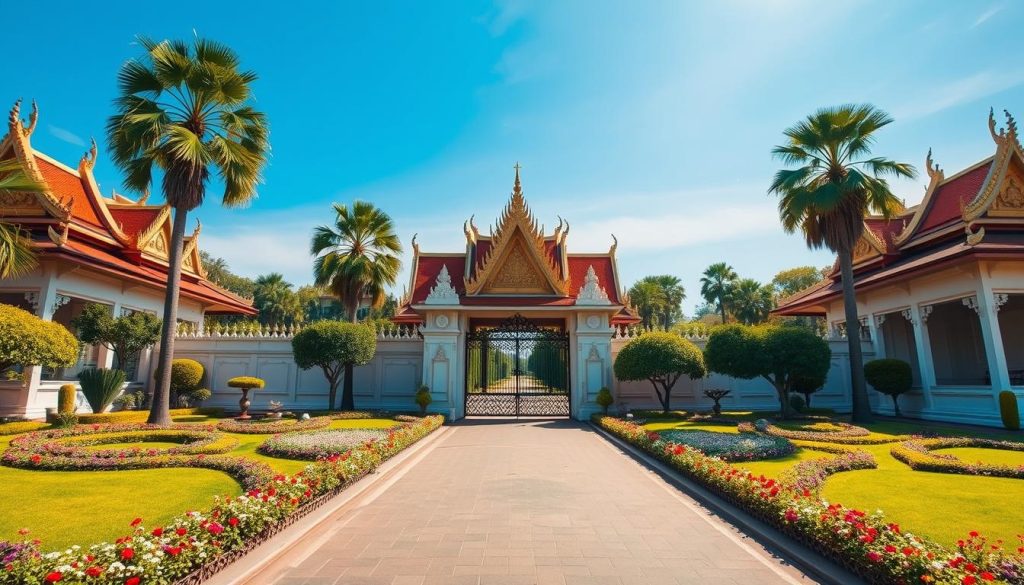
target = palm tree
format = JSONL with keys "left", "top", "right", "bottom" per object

{"left": 627, "top": 280, "right": 664, "bottom": 329}
{"left": 730, "top": 278, "right": 774, "bottom": 325}
{"left": 107, "top": 38, "right": 269, "bottom": 425}
{"left": 641, "top": 275, "right": 685, "bottom": 329}
{"left": 699, "top": 263, "right": 737, "bottom": 324}
{"left": 311, "top": 201, "right": 401, "bottom": 410}
{"left": 0, "top": 159, "right": 45, "bottom": 279}
{"left": 253, "top": 273, "right": 303, "bottom": 326}
{"left": 769, "top": 104, "right": 915, "bottom": 423}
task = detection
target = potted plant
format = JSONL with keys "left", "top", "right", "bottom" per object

{"left": 415, "top": 385, "right": 432, "bottom": 415}
{"left": 227, "top": 376, "right": 265, "bottom": 419}
{"left": 596, "top": 387, "right": 614, "bottom": 414}
{"left": 268, "top": 400, "right": 284, "bottom": 419}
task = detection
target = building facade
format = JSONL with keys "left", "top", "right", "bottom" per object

{"left": 775, "top": 109, "right": 1024, "bottom": 426}
{"left": 0, "top": 101, "right": 256, "bottom": 418}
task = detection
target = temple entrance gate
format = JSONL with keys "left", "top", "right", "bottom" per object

{"left": 464, "top": 314, "right": 570, "bottom": 416}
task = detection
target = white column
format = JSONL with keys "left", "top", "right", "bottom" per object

{"left": 975, "top": 267, "right": 1012, "bottom": 392}
{"left": 19, "top": 268, "right": 60, "bottom": 417}
{"left": 574, "top": 311, "right": 614, "bottom": 420}
{"left": 420, "top": 309, "right": 462, "bottom": 421}
{"left": 909, "top": 304, "right": 936, "bottom": 411}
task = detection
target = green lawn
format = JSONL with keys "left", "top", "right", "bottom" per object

{"left": 0, "top": 416, "right": 403, "bottom": 550}
{"left": 642, "top": 417, "right": 1024, "bottom": 547}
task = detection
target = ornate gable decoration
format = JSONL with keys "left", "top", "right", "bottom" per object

{"left": 852, "top": 223, "right": 887, "bottom": 265}
{"left": 425, "top": 264, "right": 459, "bottom": 304}
{"left": 576, "top": 265, "right": 611, "bottom": 305}
{"left": 963, "top": 109, "right": 1024, "bottom": 240}
{"left": 0, "top": 100, "right": 72, "bottom": 221}
{"left": 464, "top": 166, "right": 570, "bottom": 296}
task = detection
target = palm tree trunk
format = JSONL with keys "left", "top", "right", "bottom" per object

{"left": 339, "top": 296, "right": 359, "bottom": 411}
{"left": 838, "top": 247, "right": 872, "bottom": 423}
{"left": 719, "top": 299, "right": 727, "bottom": 324}
{"left": 149, "top": 206, "right": 189, "bottom": 426}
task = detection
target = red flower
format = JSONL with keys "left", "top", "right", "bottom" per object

{"left": 86, "top": 566, "right": 102, "bottom": 577}
{"left": 207, "top": 522, "right": 224, "bottom": 535}
{"left": 980, "top": 573, "right": 995, "bottom": 582}
{"left": 130, "top": 517, "right": 143, "bottom": 527}
{"left": 228, "top": 517, "right": 239, "bottom": 527}
{"left": 970, "top": 531, "right": 980, "bottom": 538}
{"left": 963, "top": 577, "right": 977, "bottom": 585}
{"left": 885, "top": 545, "right": 897, "bottom": 553}
{"left": 176, "top": 527, "right": 187, "bottom": 536}
{"left": 866, "top": 551, "right": 882, "bottom": 563}
{"left": 164, "top": 546, "right": 182, "bottom": 557}
{"left": 45, "top": 572, "right": 62, "bottom": 583}
{"left": 902, "top": 547, "right": 915, "bottom": 556}
{"left": 121, "top": 548, "right": 134, "bottom": 560}
{"left": 151, "top": 527, "right": 163, "bottom": 537}
{"left": 784, "top": 509, "right": 798, "bottom": 523}
{"left": 125, "top": 577, "right": 140, "bottom": 585}
{"left": 965, "top": 563, "right": 978, "bottom": 573}
{"left": 30, "top": 454, "right": 42, "bottom": 464}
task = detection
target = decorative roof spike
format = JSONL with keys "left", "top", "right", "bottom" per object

{"left": 8, "top": 98, "right": 21, "bottom": 131}
{"left": 192, "top": 218, "right": 202, "bottom": 238}
{"left": 989, "top": 107, "right": 1004, "bottom": 144}
{"left": 138, "top": 189, "right": 150, "bottom": 205}
{"left": 924, "top": 147, "right": 944, "bottom": 182}
{"left": 47, "top": 223, "right": 69, "bottom": 247}
{"left": 609, "top": 234, "right": 618, "bottom": 255}
{"left": 411, "top": 233, "right": 420, "bottom": 255}
{"left": 25, "top": 100, "right": 38, "bottom": 137}
{"left": 424, "top": 264, "right": 459, "bottom": 305}
{"left": 553, "top": 216, "right": 564, "bottom": 241}
{"left": 80, "top": 138, "right": 98, "bottom": 171}
{"left": 1005, "top": 109, "right": 1021, "bottom": 148}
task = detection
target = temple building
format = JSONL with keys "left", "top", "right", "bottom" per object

{"left": 775, "top": 109, "right": 1024, "bottom": 426}
{"left": 393, "top": 165, "right": 638, "bottom": 419}
{"left": 0, "top": 101, "right": 255, "bottom": 418}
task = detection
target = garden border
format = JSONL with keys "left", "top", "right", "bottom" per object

{"left": 589, "top": 421, "right": 859, "bottom": 585}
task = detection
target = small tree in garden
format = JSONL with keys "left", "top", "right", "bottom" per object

{"left": 792, "top": 373, "right": 825, "bottom": 407}
{"left": 596, "top": 387, "right": 614, "bottom": 414}
{"left": 78, "top": 368, "right": 127, "bottom": 414}
{"left": 154, "top": 358, "right": 205, "bottom": 407}
{"left": 613, "top": 332, "right": 707, "bottom": 414}
{"left": 292, "top": 321, "right": 376, "bottom": 411}
{"left": 704, "top": 324, "right": 830, "bottom": 419}
{"left": 72, "top": 304, "right": 161, "bottom": 370}
{"left": 0, "top": 303, "right": 79, "bottom": 375}
{"left": 864, "top": 358, "right": 912, "bottom": 416}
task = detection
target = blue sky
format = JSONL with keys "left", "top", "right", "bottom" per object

{"left": 7, "top": 1, "right": 1024, "bottom": 313}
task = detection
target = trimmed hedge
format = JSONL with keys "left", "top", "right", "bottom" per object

{"left": 1000, "top": 390, "right": 1020, "bottom": 431}
{"left": 891, "top": 437, "right": 1024, "bottom": 479}
{"left": 0, "top": 421, "right": 49, "bottom": 435}
{"left": 76, "top": 407, "right": 224, "bottom": 424}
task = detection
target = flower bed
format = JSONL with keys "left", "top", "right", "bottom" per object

{"left": 0, "top": 415, "right": 445, "bottom": 584}
{"left": 594, "top": 414, "right": 1022, "bottom": 584}
{"left": 657, "top": 429, "right": 794, "bottom": 461}
{"left": 739, "top": 420, "right": 905, "bottom": 445}
{"left": 891, "top": 437, "right": 1024, "bottom": 479}
{"left": 779, "top": 451, "right": 877, "bottom": 492}
{"left": 258, "top": 428, "right": 391, "bottom": 460}
{"left": 216, "top": 416, "right": 330, "bottom": 434}
{"left": 77, "top": 407, "right": 224, "bottom": 425}
{"left": 42, "top": 429, "right": 238, "bottom": 458}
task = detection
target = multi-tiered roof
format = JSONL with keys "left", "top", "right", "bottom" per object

{"left": 0, "top": 100, "right": 255, "bottom": 315}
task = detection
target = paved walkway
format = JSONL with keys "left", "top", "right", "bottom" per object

{"left": 260, "top": 419, "right": 813, "bottom": 585}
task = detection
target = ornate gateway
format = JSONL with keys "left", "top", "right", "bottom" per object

{"left": 465, "top": 314, "right": 570, "bottom": 416}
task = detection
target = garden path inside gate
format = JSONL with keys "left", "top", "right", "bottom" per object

{"left": 261, "top": 419, "right": 814, "bottom": 585}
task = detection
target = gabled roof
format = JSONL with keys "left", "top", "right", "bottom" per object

{"left": 0, "top": 100, "right": 253, "bottom": 315}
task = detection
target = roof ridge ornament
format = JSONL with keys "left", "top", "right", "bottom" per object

{"left": 80, "top": 138, "right": 98, "bottom": 172}
{"left": 576, "top": 265, "right": 612, "bottom": 305}
{"left": 925, "top": 148, "right": 944, "bottom": 182}
{"left": 424, "top": 264, "right": 460, "bottom": 305}
{"left": 989, "top": 107, "right": 1023, "bottom": 149}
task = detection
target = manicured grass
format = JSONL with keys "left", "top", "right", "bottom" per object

{"left": 0, "top": 417, "right": 406, "bottom": 549}
{"left": 642, "top": 417, "right": 1024, "bottom": 547}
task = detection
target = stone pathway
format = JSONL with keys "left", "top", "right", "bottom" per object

{"left": 260, "top": 419, "right": 814, "bottom": 585}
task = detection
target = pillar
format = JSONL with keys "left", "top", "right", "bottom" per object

{"left": 573, "top": 311, "right": 614, "bottom": 420}
{"left": 420, "top": 309, "right": 463, "bottom": 420}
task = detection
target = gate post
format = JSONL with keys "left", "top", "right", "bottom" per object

{"left": 421, "top": 310, "right": 463, "bottom": 421}
{"left": 574, "top": 312, "right": 615, "bottom": 420}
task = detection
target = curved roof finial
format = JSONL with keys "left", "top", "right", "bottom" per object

{"left": 1004, "top": 109, "right": 1020, "bottom": 146}
{"left": 609, "top": 233, "right": 618, "bottom": 255}
{"left": 81, "top": 138, "right": 98, "bottom": 170}
{"left": 925, "top": 147, "right": 942, "bottom": 181}
{"left": 411, "top": 233, "right": 419, "bottom": 255}
{"left": 989, "top": 107, "right": 1001, "bottom": 143}
{"left": 26, "top": 100, "right": 38, "bottom": 136}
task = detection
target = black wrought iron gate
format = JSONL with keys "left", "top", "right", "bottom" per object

{"left": 465, "top": 314, "right": 570, "bottom": 416}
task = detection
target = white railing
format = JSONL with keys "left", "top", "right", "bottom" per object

{"left": 174, "top": 323, "right": 421, "bottom": 341}
{"left": 611, "top": 325, "right": 710, "bottom": 342}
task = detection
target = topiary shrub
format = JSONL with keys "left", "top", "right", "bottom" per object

{"left": 292, "top": 321, "right": 376, "bottom": 411}
{"left": 190, "top": 388, "right": 213, "bottom": 404}
{"left": 613, "top": 332, "right": 706, "bottom": 414}
{"left": 864, "top": 358, "right": 912, "bottom": 416}
{"left": 54, "top": 411, "right": 78, "bottom": 428}
{"left": 78, "top": 368, "right": 127, "bottom": 414}
{"left": 0, "top": 303, "right": 79, "bottom": 375}
{"left": 596, "top": 387, "right": 614, "bottom": 414}
{"left": 415, "top": 385, "right": 432, "bottom": 415}
{"left": 227, "top": 376, "right": 265, "bottom": 419}
{"left": 154, "top": 358, "right": 205, "bottom": 407}
{"left": 113, "top": 393, "right": 137, "bottom": 410}
{"left": 1000, "top": 390, "right": 1020, "bottom": 431}
{"left": 58, "top": 384, "right": 77, "bottom": 414}
{"left": 71, "top": 303, "right": 161, "bottom": 370}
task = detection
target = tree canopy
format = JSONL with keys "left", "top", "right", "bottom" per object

{"left": 72, "top": 304, "right": 161, "bottom": 371}
{"left": 613, "top": 332, "right": 706, "bottom": 413}
{"left": 729, "top": 278, "right": 774, "bottom": 325}
{"left": 699, "top": 263, "right": 737, "bottom": 324}
{"left": 771, "top": 266, "right": 825, "bottom": 298}
{"left": 292, "top": 321, "right": 376, "bottom": 410}
{"left": 0, "top": 303, "right": 80, "bottom": 374}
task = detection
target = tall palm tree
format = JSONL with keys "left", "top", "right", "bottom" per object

{"left": 699, "top": 263, "right": 737, "bottom": 324}
{"left": 627, "top": 280, "right": 664, "bottom": 329}
{"left": 769, "top": 104, "right": 915, "bottom": 423}
{"left": 641, "top": 275, "right": 685, "bottom": 329}
{"left": 253, "top": 273, "right": 303, "bottom": 326}
{"left": 311, "top": 201, "right": 401, "bottom": 410}
{"left": 107, "top": 38, "right": 269, "bottom": 425}
{"left": 0, "top": 159, "right": 45, "bottom": 279}
{"left": 730, "top": 278, "right": 774, "bottom": 325}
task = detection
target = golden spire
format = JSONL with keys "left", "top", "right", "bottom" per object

{"left": 513, "top": 162, "right": 522, "bottom": 195}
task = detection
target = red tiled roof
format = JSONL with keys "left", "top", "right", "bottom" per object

{"left": 109, "top": 207, "right": 162, "bottom": 239}
{"left": 410, "top": 255, "right": 466, "bottom": 304}
{"left": 863, "top": 217, "right": 903, "bottom": 254}
{"left": 567, "top": 256, "right": 619, "bottom": 303}
{"left": 915, "top": 161, "right": 992, "bottom": 236}
{"left": 34, "top": 156, "right": 104, "bottom": 229}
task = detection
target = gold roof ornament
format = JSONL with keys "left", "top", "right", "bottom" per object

{"left": 463, "top": 164, "right": 570, "bottom": 296}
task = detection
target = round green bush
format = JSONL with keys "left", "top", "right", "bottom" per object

{"left": 613, "top": 332, "right": 706, "bottom": 413}
{"left": 0, "top": 303, "right": 79, "bottom": 373}
{"left": 191, "top": 388, "right": 213, "bottom": 403}
{"left": 596, "top": 387, "right": 614, "bottom": 413}
{"left": 415, "top": 385, "right": 432, "bottom": 414}
{"left": 58, "top": 384, "right": 77, "bottom": 414}
{"left": 227, "top": 376, "right": 265, "bottom": 390}
{"left": 864, "top": 358, "right": 912, "bottom": 415}
{"left": 789, "top": 393, "right": 805, "bottom": 412}
{"left": 154, "top": 358, "right": 205, "bottom": 395}
{"left": 999, "top": 390, "right": 1020, "bottom": 431}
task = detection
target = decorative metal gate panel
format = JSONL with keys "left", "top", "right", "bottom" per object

{"left": 465, "top": 314, "right": 570, "bottom": 416}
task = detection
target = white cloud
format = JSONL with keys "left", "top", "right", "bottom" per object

{"left": 891, "top": 69, "right": 1024, "bottom": 122}
{"left": 972, "top": 3, "right": 1004, "bottom": 28}
{"left": 47, "top": 125, "right": 85, "bottom": 147}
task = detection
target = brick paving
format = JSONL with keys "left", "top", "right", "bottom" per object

{"left": 264, "top": 419, "right": 813, "bottom": 585}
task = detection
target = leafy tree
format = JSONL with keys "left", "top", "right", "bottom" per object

{"left": 0, "top": 303, "right": 79, "bottom": 374}
{"left": 771, "top": 266, "right": 824, "bottom": 298}
{"left": 769, "top": 104, "right": 914, "bottom": 423}
{"left": 71, "top": 304, "right": 162, "bottom": 370}
{"left": 642, "top": 275, "right": 685, "bottom": 328}
{"left": 292, "top": 321, "right": 376, "bottom": 411}
{"left": 791, "top": 373, "right": 825, "bottom": 407}
{"left": 107, "top": 37, "right": 269, "bottom": 425}
{"left": 699, "top": 262, "right": 737, "bottom": 324}
{"left": 704, "top": 324, "right": 831, "bottom": 418}
{"left": 864, "top": 358, "right": 912, "bottom": 416}
{"left": 729, "top": 278, "right": 774, "bottom": 325}
{"left": 627, "top": 280, "right": 664, "bottom": 329}
{"left": 253, "top": 273, "right": 303, "bottom": 326}
{"left": 613, "top": 332, "right": 706, "bottom": 413}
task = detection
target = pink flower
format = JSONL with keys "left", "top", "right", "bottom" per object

{"left": 207, "top": 522, "right": 224, "bottom": 535}
{"left": 866, "top": 551, "right": 882, "bottom": 563}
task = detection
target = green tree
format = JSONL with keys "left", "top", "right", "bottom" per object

{"left": 699, "top": 263, "right": 737, "bottom": 324}
{"left": 643, "top": 275, "right": 685, "bottom": 329}
{"left": 0, "top": 303, "right": 79, "bottom": 374}
{"left": 310, "top": 202, "right": 401, "bottom": 410}
{"left": 704, "top": 324, "right": 831, "bottom": 418}
{"left": 71, "top": 304, "right": 162, "bottom": 370}
{"left": 291, "top": 321, "right": 376, "bottom": 411}
{"left": 864, "top": 358, "right": 912, "bottom": 416}
{"left": 199, "top": 251, "right": 256, "bottom": 298}
{"left": 729, "top": 278, "right": 774, "bottom": 325}
{"left": 771, "top": 266, "right": 824, "bottom": 298}
{"left": 253, "top": 273, "right": 304, "bottom": 326}
{"left": 769, "top": 104, "right": 914, "bottom": 423}
{"left": 627, "top": 280, "right": 664, "bottom": 329}
{"left": 613, "top": 332, "right": 706, "bottom": 413}
{"left": 107, "top": 38, "right": 269, "bottom": 425}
